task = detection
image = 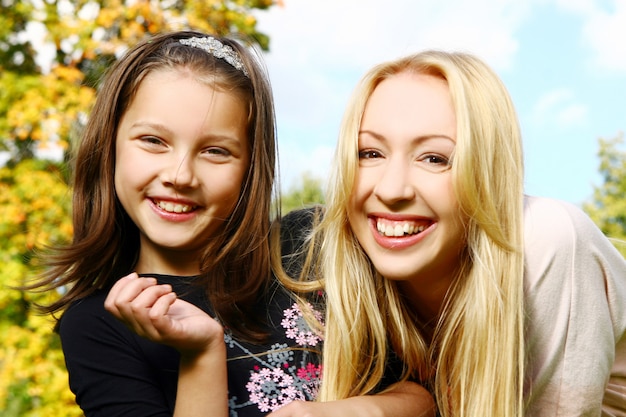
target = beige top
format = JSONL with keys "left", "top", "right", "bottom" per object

{"left": 523, "top": 196, "right": 626, "bottom": 416}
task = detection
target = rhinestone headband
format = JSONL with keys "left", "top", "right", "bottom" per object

{"left": 179, "top": 36, "right": 249, "bottom": 77}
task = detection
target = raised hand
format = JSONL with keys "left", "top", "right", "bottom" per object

{"left": 104, "top": 272, "right": 223, "bottom": 354}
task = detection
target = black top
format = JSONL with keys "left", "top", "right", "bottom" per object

{"left": 58, "top": 209, "right": 323, "bottom": 417}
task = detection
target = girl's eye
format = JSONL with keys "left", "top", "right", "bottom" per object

{"left": 358, "top": 149, "right": 383, "bottom": 159}
{"left": 204, "top": 147, "right": 231, "bottom": 157}
{"left": 140, "top": 136, "right": 165, "bottom": 146}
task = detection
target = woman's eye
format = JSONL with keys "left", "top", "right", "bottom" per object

{"left": 358, "top": 149, "right": 383, "bottom": 159}
{"left": 418, "top": 153, "right": 452, "bottom": 172}
{"left": 425, "top": 154, "right": 448, "bottom": 164}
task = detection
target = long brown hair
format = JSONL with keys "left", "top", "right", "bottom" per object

{"left": 30, "top": 30, "right": 278, "bottom": 342}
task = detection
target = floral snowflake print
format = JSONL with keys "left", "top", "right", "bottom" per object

{"left": 281, "top": 302, "right": 324, "bottom": 347}
{"left": 296, "top": 363, "right": 322, "bottom": 399}
{"left": 266, "top": 343, "right": 294, "bottom": 366}
{"left": 246, "top": 367, "right": 306, "bottom": 412}
{"left": 228, "top": 292, "right": 325, "bottom": 415}
{"left": 297, "top": 362, "right": 322, "bottom": 382}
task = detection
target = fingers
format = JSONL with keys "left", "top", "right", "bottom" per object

{"left": 104, "top": 274, "right": 226, "bottom": 354}
{"left": 104, "top": 272, "right": 147, "bottom": 315}
{"left": 145, "top": 292, "right": 179, "bottom": 336}
{"left": 104, "top": 273, "right": 176, "bottom": 339}
{"left": 149, "top": 291, "right": 178, "bottom": 320}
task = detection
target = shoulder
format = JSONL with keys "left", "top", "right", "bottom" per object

{"left": 522, "top": 196, "right": 626, "bottom": 414}
{"left": 523, "top": 195, "right": 625, "bottom": 269}
{"left": 523, "top": 195, "right": 626, "bottom": 336}
{"left": 58, "top": 285, "right": 180, "bottom": 375}
{"left": 58, "top": 289, "right": 180, "bottom": 415}
{"left": 58, "top": 289, "right": 131, "bottom": 349}
{"left": 522, "top": 195, "right": 625, "bottom": 272}
{"left": 524, "top": 195, "right": 596, "bottom": 245}
{"left": 59, "top": 289, "right": 109, "bottom": 330}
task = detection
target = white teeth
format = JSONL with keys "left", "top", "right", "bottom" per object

{"left": 377, "top": 219, "right": 427, "bottom": 237}
{"left": 156, "top": 200, "right": 194, "bottom": 213}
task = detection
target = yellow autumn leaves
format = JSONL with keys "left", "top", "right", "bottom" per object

{"left": 0, "top": 1, "right": 278, "bottom": 414}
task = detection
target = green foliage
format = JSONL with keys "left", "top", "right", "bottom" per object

{"left": 0, "top": 68, "right": 95, "bottom": 161}
{"left": 280, "top": 172, "right": 326, "bottom": 215}
{"left": 0, "top": 160, "right": 76, "bottom": 416}
{"left": 0, "top": 0, "right": 277, "bottom": 165}
{"left": 0, "top": 1, "right": 38, "bottom": 74}
{"left": 583, "top": 134, "right": 626, "bottom": 257}
{"left": 0, "top": 2, "right": 277, "bottom": 414}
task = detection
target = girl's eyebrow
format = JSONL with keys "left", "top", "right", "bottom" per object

{"left": 130, "top": 120, "right": 243, "bottom": 145}
{"left": 130, "top": 121, "right": 174, "bottom": 136}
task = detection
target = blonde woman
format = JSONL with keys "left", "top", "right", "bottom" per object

{"left": 277, "top": 50, "right": 625, "bottom": 416}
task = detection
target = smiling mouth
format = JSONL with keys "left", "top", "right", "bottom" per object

{"left": 155, "top": 200, "right": 198, "bottom": 213}
{"left": 376, "top": 218, "right": 431, "bottom": 237}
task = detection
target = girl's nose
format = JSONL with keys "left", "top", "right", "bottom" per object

{"left": 161, "top": 153, "right": 199, "bottom": 189}
{"left": 373, "top": 159, "right": 416, "bottom": 205}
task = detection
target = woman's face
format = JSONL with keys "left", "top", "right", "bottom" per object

{"left": 114, "top": 69, "right": 250, "bottom": 275}
{"left": 347, "top": 72, "right": 466, "bottom": 303}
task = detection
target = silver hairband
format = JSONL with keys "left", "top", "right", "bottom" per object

{"left": 179, "top": 36, "right": 249, "bottom": 77}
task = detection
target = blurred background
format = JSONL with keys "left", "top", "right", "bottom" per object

{"left": 0, "top": 1, "right": 624, "bottom": 415}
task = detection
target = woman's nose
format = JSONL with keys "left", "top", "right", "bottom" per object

{"left": 373, "top": 159, "right": 416, "bottom": 205}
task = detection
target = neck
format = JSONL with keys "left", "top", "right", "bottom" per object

{"left": 135, "top": 248, "right": 201, "bottom": 276}
{"left": 398, "top": 277, "right": 451, "bottom": 327}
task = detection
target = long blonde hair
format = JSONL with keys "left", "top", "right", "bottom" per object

{"left": 318, "top": 50, "right": 525, "bottom": 416}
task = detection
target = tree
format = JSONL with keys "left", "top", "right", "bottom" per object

{"left": 0, "top": 1, "right": 279, "bottom": 414}
{"left": 0, "top": 0, "right": 275, "bottom": 165}
{"left": 280, "top": 172, "right": 326, "bottom": 215}
{"left": 0, "top": 160, "right": 76, "bottom": 416}
{"left": 0, "top": 1, "right": 38, "bottom": 74}
{"left": 583, "top": 133, "right": 626, "bottom": 257}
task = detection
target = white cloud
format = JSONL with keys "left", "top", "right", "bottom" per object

{"left": 555, "top": 103, "right": 589, "bottom": 128}
{"left": 551, "top": 0, "right": 626, "bottom": 73}
{"left": 582, "top": 0, "right": 626, "bottom": 72}
{"left": 255, "top": 0, "right": 534, "bottom": 188}
{"left": 553, "top": 0, "right": 597, "bottom": 14}
{"left": 531, "top": 88, "right": 589, "bottom": 129}
{"left": 259, "top": 0, "right": 531, "bottom": 70}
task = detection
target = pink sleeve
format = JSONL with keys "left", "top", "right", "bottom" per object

{"left": 522, "top": 196, "right": 626, "bottom": 416}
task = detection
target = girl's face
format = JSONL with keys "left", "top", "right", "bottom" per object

{"left": 115, "top": 69, "right": 249, "bottom": 275}
{"left": 347, "top": 72, "right": 466, "bottom": 307}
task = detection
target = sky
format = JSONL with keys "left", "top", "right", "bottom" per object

{"left": 253, "top": 0, "right": 626, "bottom": 206}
